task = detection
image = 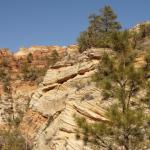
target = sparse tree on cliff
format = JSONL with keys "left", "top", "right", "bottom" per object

{"left": 27, "top": 53, "right": 33, "bottom": 63}
{"left": 47, "top": 50, "right": 59, "bottom": 66}
{"left": 77, "top": 5, "right": 121, "bottom": 52}
{"left": 75, "top": 31, "right": 150, "bottom": 150}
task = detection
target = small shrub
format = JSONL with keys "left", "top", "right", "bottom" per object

{"left": 27, "top": 53, "right": 33, "bottom": 63}
{"left": 0, "top": 129, "right": 31, "bottom": 150}
{"left": 47, "top": 50, "right": 59, "bottom": 66}
{"left": 81, "top": 93, "right": 94, "bottom": 101}
{"left": 1, "top": 57, "right": 9, "bottom": 67}
{"left": 139, "top": 23, "right": 150, "bottom": 39}
{"left": 21, "top": 63, "right": 38, "bottom": 81}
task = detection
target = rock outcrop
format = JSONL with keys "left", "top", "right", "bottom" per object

{"left": 0, "top": 44, "right": 149, "bottom": 149}
{"left": 19, "top": 48, "right": 111, "bottom": 150}
{"left": 14, "top": 45, "right": 67, "bottom": 57}
{"left": 5, "top": 45, "right": 147, "bottom": 150}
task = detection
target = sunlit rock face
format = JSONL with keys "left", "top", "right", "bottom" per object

{"left": 2, "top": 45, "right": 147, "bottom": 150}
{"left": 14, "top": 45, "right": 67, "bottom": 59}
{"left": 18, "top": 47, "right": 113, "bottom": 150}
{"left": 0, "top": 45, "right": 70, "bottom": 94}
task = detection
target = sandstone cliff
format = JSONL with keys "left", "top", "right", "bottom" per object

{"left": 17, "top": 47, "right": 113, "bottom": 150}
{"left": 0, "top": 45, "right": 108, "bottom": 150}
{"left": 0, "top": 44, "right": 149, "bottom": 150}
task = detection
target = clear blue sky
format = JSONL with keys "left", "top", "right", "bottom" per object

{"left": 0, "top": 0, "right": 150, "bottom": 51}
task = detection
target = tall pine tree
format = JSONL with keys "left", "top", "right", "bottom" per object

{"left": 77, "top": 5, "right": 121, "bottom": 52}
{"left": 75, "top": 31, "right": 150, "bottom": 150}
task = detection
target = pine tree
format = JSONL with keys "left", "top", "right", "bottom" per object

{"left": 75, "top": 31, "right": 150, "bottom": 150}
{"left": 77, "top": 5, "right": 121, "bottom": 52}
{"left": 99, "top": 5, "right": 121, "bottom": 32}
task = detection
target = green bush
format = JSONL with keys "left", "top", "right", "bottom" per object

{"left": 75, "top": 31, "right": 150, "bottom": 149}
{"left": 77, "top": 5, "right": 121, "bottom": 53}
{"left": 139, "top": 23, "right": 150, "bottom": 39}
{"left": 111, "top": 30, "right": 132, "bottom": 52}
{"left": 0, "top": 67, "right": 11, "bottom": 93}
{"left": 0, "top": 130, "right": 30, "bottom": 150}
{"left": 27, "top": 53, "right": 33, "bottom": 63}
{"left": 47, "top": 50, "right": 59, "bottom": 66}
{"left": 21, "top": 63, "right": 38, "bottom": 81}
{"left": 1, "top": 57, "right": 9, "bottom": 67}
{"left": 21, "top": 61, "right": 48, "bottom": 84}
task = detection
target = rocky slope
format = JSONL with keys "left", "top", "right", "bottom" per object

{"left": 0, "top": 43, "right": 149, "bottom": 149}
{"left": 0, "top": 45, "right": 67, "bottom": 76}
{"left": 17, "top": 47, "right": 113, "bottom": 150}
{"left": 0, "top": 45, "right": 109, "bottom": 150}
{"left": 0, "top": 45, "right": 71, "bottom": 127}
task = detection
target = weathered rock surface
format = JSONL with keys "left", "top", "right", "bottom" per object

{"left": 19, "top": 48, "right": 111, "bottom": 150}
{"left": 14, "top": 45, "right": 67, "bottom": 57}
{"left": 0, "top": 46, "right": 113, "bottom": 150}
{"left": 0, "top": 84, "right": 36, "bottom": 126}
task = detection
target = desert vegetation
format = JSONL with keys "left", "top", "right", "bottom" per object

{"left": 77, "top": 5, "right": 150, "bottom": 53}
{"left": 75, "top": 6, "right": 150, "bottom": 150}
{"left": 0, "top": 4, "right": 150, "bottom": 150}
{"left": 77, "top": 5, "right": 121, "bottom": 52}
{"left": 0, "top": 76, "right": 31, "bottom": 150}
{"left": 46, "top": 50, "right": 60, "bottom": 66}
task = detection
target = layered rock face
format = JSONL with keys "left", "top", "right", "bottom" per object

{"left": 0, "top": 45, "right": 71, "bottom": 128}
{"left": 0, "top": 45, "right": 68, "bottom": 83}
{"left": 1, "top": 45, "right": 149, "bottom": 149}
{"left": 15, "top": 45, "right": 66, "bottom": 57}
{"left": 0, "top": 46, "right": 117, "bottom": 149}
{"left": 20, "top": 48, "right": 111, "bottom": 150}
{"left": 0, "top": 45, "right": 68, "bottom": 126}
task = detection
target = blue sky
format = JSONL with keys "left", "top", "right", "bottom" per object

{"left": 0, "top": 0, "right": 150, "bottom": 51}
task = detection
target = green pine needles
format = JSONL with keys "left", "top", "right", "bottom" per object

{"left": 75, "top": 29, "right": 150, "bottom": 150}
{"left": 77, "top": 5, "right": 121, "bottom": 53}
